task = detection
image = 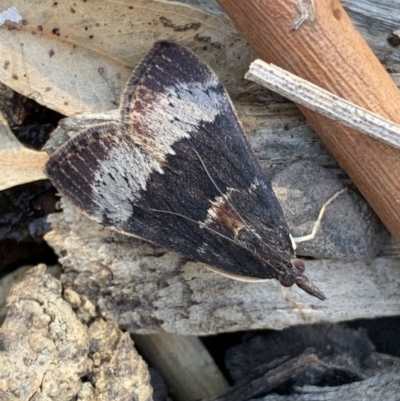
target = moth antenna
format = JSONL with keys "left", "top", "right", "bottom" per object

{"left": 192, "top": 147, "right": 257, "bottom": 237}
{"left": 192, "top": 148, "right": 242, "bottom": 217}
{"left": 192, "top": 148, "right": 290, "bottom": 264}
{"left": 148, "top": 208, "right": 282, "bottom": 276}
{"left": 148, "top": 208, "right": 259, "bottom": 253}
{"left": 293, "top": 188, "right": 347, "bottom": 244}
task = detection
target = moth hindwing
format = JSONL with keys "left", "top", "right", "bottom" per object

{"left": 46, "top": 40, "right": 325, "bottom": 300}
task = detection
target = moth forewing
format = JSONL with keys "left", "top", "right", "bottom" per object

{"left": 46, "top": 40, "right": 325, "bottom": 300}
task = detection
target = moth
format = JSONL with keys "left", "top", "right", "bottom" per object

{"left": 46, "top": 40, "right": 325, "bottom": 300}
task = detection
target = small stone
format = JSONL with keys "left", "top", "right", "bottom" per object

{"left": 64, "top": 287, "right": 81, "bottom": 307}
{"left": 272, "top": 160, "right": 388, "bottom": 259}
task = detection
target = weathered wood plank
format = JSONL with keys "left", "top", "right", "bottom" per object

{"left": 42, "top": 0, "right": 400, "bottom": 336}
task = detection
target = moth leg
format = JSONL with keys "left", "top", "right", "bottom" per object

{"left": 293, "top": 0, "right": 315, "bottom": 30}
{"left": 293, "top": 188, "right": 347, "bottom": 245}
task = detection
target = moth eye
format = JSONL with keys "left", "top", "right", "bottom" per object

{"left": 278, "top": 276, "right": 295, "bottom": 287}
{"left": 292, "top": 259, "right": 305, "bottom": 273}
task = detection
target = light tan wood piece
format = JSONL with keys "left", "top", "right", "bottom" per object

{"left": 133, "top": 333, "right": 229, "bottom": 401}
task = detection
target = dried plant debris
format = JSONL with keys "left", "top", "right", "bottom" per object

{"left": 0, "top": 0, "right": 399, "bottom": 116}
{"left": 0, "top": 0, "right": 256, "bottom": 115}
{"left": 210, "top": 351, "right": 321, "bottom": 401}
{"left": 0, "top": 82, "right": 63, "bottom": 150}
{"left": 253, "top": 373, "right": 400, "bottom": 401}
{"left": 0, "top": 111, "right": 49, "bottom": 191}
{"left": 0, "top": 180, "right": 56, "bottom": 242}
{"left": 225, "top": 324, "right": 374, "bottom": 383}
{"left": 209, "top": 324, "right": 400, "bottom": 401}
{"left": 0, "top": 179, "right": 58, "bottom": 272}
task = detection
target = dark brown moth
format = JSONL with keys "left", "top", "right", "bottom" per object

{"left": 46, "top": 40, "right": 325, "bottom": 300}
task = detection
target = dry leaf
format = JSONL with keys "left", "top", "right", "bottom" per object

{"left": 0, "top": 112, "right": 48, "bottom": 190}
{"left": 0, "top": 0, "right": 255, "bottom": 116}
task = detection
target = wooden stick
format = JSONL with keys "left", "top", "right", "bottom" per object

{"left": 246, "top": 61, "right": 400, "bottom": 150}
{"left": 132, "top": 333, "right": 229, "bottom": 401}
{"left": 217, "top": 0, "right": 400, "bottom": 242}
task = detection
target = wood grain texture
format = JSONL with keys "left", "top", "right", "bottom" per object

{"left": 217, "top": 0, "right": 400, "bottom": 242}
{"left": 259, "top": 373, "right": 400, "bottom": 401}
{"left": 45, "top": 198, "right": 399, "bottom": 336}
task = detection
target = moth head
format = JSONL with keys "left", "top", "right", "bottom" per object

{"left": 278, "top": 258, "right": 326, "bottom": 301}
{"left": 291, "top": 258, "right": 305, "bottom": 273}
